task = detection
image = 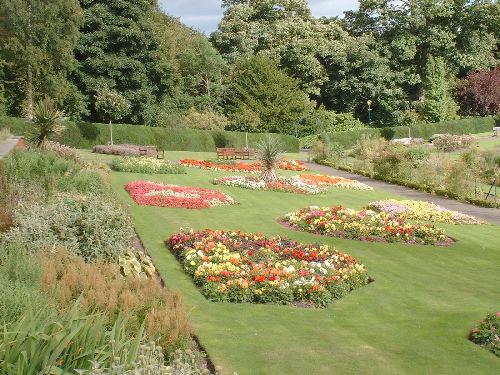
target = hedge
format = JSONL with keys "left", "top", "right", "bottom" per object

{"left": 301, "top": 116, "right": 498, "bottom": 149}
{"left": 0, "top": 117, "right": 300, "bottom": 152}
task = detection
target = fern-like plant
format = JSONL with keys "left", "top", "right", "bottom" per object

{"left": 31, "top": 98, "right": 65, "bottom": 149}
{"left": 257, "top": 135, "right": 284, "bottom": 183}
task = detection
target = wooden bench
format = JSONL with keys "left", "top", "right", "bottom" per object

{"left": 493, "top": 127, "right": 500, "bottom": 137}
{"left": 216, "top": 148, "right": 256, "bottom": 160}
{"left": 139, "top": 146, "right": 164, "bottom": 159}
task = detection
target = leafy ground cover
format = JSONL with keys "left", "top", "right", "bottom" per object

{"left": 88, "top": 150, "right": 500, "bottom": 375}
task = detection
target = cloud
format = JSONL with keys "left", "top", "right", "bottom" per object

{"left": 158, "top": 0, "right": 359, "bottom": 34}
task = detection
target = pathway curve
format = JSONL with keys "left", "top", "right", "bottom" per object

{"left": 306, "top": 161, "right": 500, "bottom": 225}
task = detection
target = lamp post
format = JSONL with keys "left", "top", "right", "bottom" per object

{"left": 367, "top": 99, "right": 373, "bottom": 126}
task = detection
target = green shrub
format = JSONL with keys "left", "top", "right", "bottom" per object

{"left": 0, "top": 245, "right": 48, "bottom": 323}
{"left": 180, "top": 108, "right": 228, "bottom": 131}
{"left": 0, "top": 116, "right": 299, "bottom": 152}
{"left": 299, "top": 109, "right": 365, "bottom": 137}
{"left": 470, "top": 312, "right": 500, "bottom": 357}
{"left": 0, "top": 127, "right": 11, "bottom": 142}
{"left": 3, "top": 193, "right": 134, "bottom": 262}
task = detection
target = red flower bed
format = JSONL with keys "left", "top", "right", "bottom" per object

{"left": 125, "top": 181, "right": 237, "bottom": 209}
{"left": 179, "top": 159, "right": 309, "bottom": 173}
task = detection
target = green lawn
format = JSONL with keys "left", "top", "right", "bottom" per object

{"left": 84, "top": 151, "right": 500, "bottom": 375}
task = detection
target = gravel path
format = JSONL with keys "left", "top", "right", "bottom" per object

{"left": 306, "top": 161, "right": 500, "bottom": 225}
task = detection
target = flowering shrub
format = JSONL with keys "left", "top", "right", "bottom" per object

{"left": 470, "top": 312, "right": 500, "bottom": 357}
{"left": 169, "top": 228, "right": 369, "bottom": 307}
{"left": 367, "top": 199, "right": 483, "bottom": 225}
{"left": 281, "top": 206, "right": 453, "bottom": 246}
{"left": 112, "top": 157, "right": 185, "bottom": 174}
{"left": 213, "top": 176, "right": 324, "bottom": 194}
{"left": 125, "top": 181, "right": 237, "bottom": 209}
{"left": 293, "top": 174, "right": 373, "bottom": 190}
{"left": 431, "top": 134, "right": 475, "bottom": 152}
{"left": 179, "top": 159, "right": 308, "bottom": 173}
{"left": 45, "top": 141, "right": 81, "bottom": 162}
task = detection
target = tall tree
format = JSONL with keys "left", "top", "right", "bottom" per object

{"left": 211, "top": 0, "right": 350, "bottom": 97}
{"left": 419, "top": 56, "right": 459, "bottom": 122}
{"left": 74, "top": 0, "right": 160, "bottom": 125}
{"left": 225, "top": 55, "right": 312, "bottom": 134}
{"left": 0, "top": 0, "right": 84, "bottom": 118}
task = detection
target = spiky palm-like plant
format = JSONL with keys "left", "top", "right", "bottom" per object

{"left": 257, "top": 136, "right": 284, "bottom": 183}
{"left": 31, "top": 98, "right": 65, "bottom": 149}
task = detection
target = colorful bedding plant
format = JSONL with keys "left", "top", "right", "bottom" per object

{"left": 213, "top": 175, "right": 324, "bottom": 194}
{"left": 112, "top": 157, "right": 185, "bottom": 174}
{"left": 367, "top": 199, "right": 484, "bottom": 225}
{"left": 281, "top": 206, "right": 453, "bottom": 246}
{"left": 125, "top": 181, "right": 237, "bottom": 209}
{"left": 293, "top": 174, "right": 373, "bottom": 190}
{"left": 168, "top": 228, "right": 369, "bottom": 307}
{"left": 178, "top": 159, "right": 308, "bottom": 173}
{"left": 469, "top": 312, "right": 500, "bottom": 357}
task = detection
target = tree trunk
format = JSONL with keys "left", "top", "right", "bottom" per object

{"left": 260, "top": 169, "right": 278, "bottom": 183}
{"left": 109, "top": 120, "right": 113, "bottom": 146}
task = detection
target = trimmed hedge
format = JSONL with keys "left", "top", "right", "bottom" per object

{"left": 302, "top": 116, "right": 498, "bottom": 149}
{"left": 0, "top": 116, "right": 300, "bottom": 153}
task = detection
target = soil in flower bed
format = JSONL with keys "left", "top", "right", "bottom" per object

{"left": 280, "top": 206, "right": 454, "bottom": 246}
{"left": 179, "top": 159, "right": 308, "bottom": 173}
{"left": 168, "top": 228, "right": 369, "bottom": 307}
{"left": 125, "top": 181, "right": 237, "bottom": 209}
{"left": 213, "top": 175, "right": 324, "bottom": 194}
{"left": 367, "top": 199, "right": 484, "bottom": 225}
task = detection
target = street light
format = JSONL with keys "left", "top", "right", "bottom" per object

{"left": 367, "top": 99, "right": 373, "bottom": 126}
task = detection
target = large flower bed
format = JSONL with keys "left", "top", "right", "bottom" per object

{"left": 293, "top": 174, "right": 373, "bottom": 190}
{"left": 179, "top": 159, "right": 308, "bottom": 173}
{"left": 281, "top": 206, "right": 453, "bottom": 246}
{"left": 125, "top": 181, "right": 237, "bottom": 209}
{"left": 168, "top": 228, "right": 369, "bottom": 306}
{"left": 470, "top": 312, "right": 500, "bottom": 357}
{"left": 213, "top": 176, "right": 324, "bottom": 194}
{"left": 112, "top": 157, "right": 185, "bottom": 174}
{"left": 367, "top": 199, "right": 483, "bottom": 225}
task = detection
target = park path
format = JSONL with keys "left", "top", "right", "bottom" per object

{"left": 306, "top": 161, "right": 500, "bottom": 225}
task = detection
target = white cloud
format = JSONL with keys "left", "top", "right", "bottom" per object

{"left": 159, "top": 0, "right": 359, "bottom": 34}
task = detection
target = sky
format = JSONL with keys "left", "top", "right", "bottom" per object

{"left": 159, "top": 1, "right": 359, "bottom": 34}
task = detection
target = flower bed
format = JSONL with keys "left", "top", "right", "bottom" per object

{"left": 293, "top": 174, "right": 373, "bottom": 190}
{"left": 125, "top": 181, "right": 237, "bottom": 209}
{"left": 277, "top": 159, "right": 308, "bottom": 171}
{"left": 168, "top": 228, "right": 369, "bottom": 306}
{"left": 213, "top": 176, "right": 324, "bottom": 194}
{"left": 112, "top": 157, "right": 185, "bottom": 174}
{"left": 281, "top": 206, "right": 453, "bottom": 246}
{"left": 179, "top": 159, "right": 309, "bottom": 173}
{"left": 470, "top": 312, "right": 500, "bottom": 357}
{"left": 367, "top": 199, "right": 483, "bottom": 225}
{"left": 179, "top": 159, "right": 262, "bottom": 173}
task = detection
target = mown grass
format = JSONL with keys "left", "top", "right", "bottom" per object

{"left": 84, "top": 150, "right": 500, "bottom": 375}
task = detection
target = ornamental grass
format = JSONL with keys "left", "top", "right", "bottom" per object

{"left": 168, "top": 228, "right": 369, "bottom": 307}
{"left": 281, "top": 206, "right": 454, "bottom": 246}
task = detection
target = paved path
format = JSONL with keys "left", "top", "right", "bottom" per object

{"left": 306, "top": 161, "right": 500, "bottom": 225}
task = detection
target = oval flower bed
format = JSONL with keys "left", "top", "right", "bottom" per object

{"left": 213, "top": 176, "right": 324, "bottom": 194}
{"left": 367, "top": 199, "right": 484, "bottom": 225}
{"left": 469, "top": 312, "right": 500, "bottom": 357}
{"left": 293, "top": 174, "right": 373, "bottom": 190}
{"left": 125, "top": 181, "right": 237, "bottom": 209}
{"left": 168, "top": 228, "right": 369, "bottom": 307}
{"left": 281, "top": 206, "right": 453, "bottom": 246}
{"left": 179, "top": 159, "right": 308, "bottom": 173}
{"left": 112, "top": 157, "right": 186, "bottom": 174}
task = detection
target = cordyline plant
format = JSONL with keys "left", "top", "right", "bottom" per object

{"left": 94, "top": 86, "right": 130, "bottom": 146}
{"left": 257, "top": 135, "right": 284, "bottom": 183}
{"left": 30, "top": 97, "right": 65, "bottom": 149}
